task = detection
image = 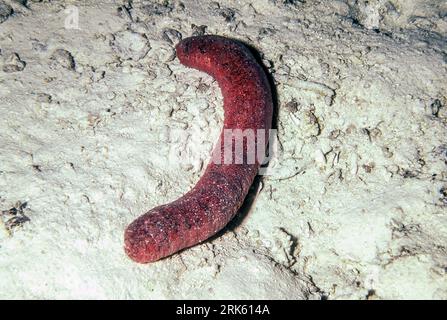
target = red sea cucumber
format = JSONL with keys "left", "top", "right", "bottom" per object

{"left": 124, "top": 35, "right": 273, "bottom": 263}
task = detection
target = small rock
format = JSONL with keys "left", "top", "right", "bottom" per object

{"left": 50, "top": 49, "right": 76, "bottom": 70}
{"left": 284, "top": 100, "right": 299, "bottom": 113}
{"left": 0, "top": 1, "right": 13, "bottom": 24}
{"left": 2, "top": 53, "right": 26, "bottom": 72}
{"left": 34, "top": 93, "right": 52, "bottom": 103}
{"left": 381, "top": 146, "right": 393, "bottom": 158}
{"left": 141, "top": 2, "right": 172, "bottom": 16}
{"left": 209, "top": 2, "right": 236, "bottom": 22}
{"left": 430, "top": 99, "right": 442, "bottom": 117}
{"left": 369, "top": 127, "right": 382, "bottom": 139}
{"left": 362, "top": 163, "right": 375, "bottom": 173}
{"left": 329, "top": 129, "right": 342, "bottom": 140}
{"left": 303, "top": 109, "right": 321, "bottom": 137}
{"left": 191, "top": 24, "right": 207, "bottom": 36}
{"left": 259, "top": 27, "right": 276, "bottom": 39}
{"left": 219, "top": 8, "right": 235, "bottom": 22}
{"left": 117, "top": 5, "right": 132, "bottom": 22}
{"left": 32, "top": 41, "right": 48, "bottom": 53}
{"left": 111, "top": 30, "right": 151, "bottom": 61}
{"left": 162, "top": 28, "right": 182, "bottom": 45}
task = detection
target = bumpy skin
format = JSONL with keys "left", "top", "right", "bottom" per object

{"left": 124, "top": 35, "right": 273, "bottom": 263}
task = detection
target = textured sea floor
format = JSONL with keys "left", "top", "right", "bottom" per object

{"left": 0, "top": 0, "right": 446, "bottom": 299}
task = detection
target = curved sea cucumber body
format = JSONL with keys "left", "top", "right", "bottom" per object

{"left": 124, "top": 35, "right": 273, "bottom": 263}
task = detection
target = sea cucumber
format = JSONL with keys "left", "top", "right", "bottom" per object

{"left": 124, "top": 35, "right": 273, "bottom": 263}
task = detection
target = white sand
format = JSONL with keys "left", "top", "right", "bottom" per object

{"left": 0, "top": 0, "right": 446, "bottom": 299}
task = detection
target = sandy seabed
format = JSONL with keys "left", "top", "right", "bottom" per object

{"left": 0, "top": 0, "right": 446, "bottom": 299}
